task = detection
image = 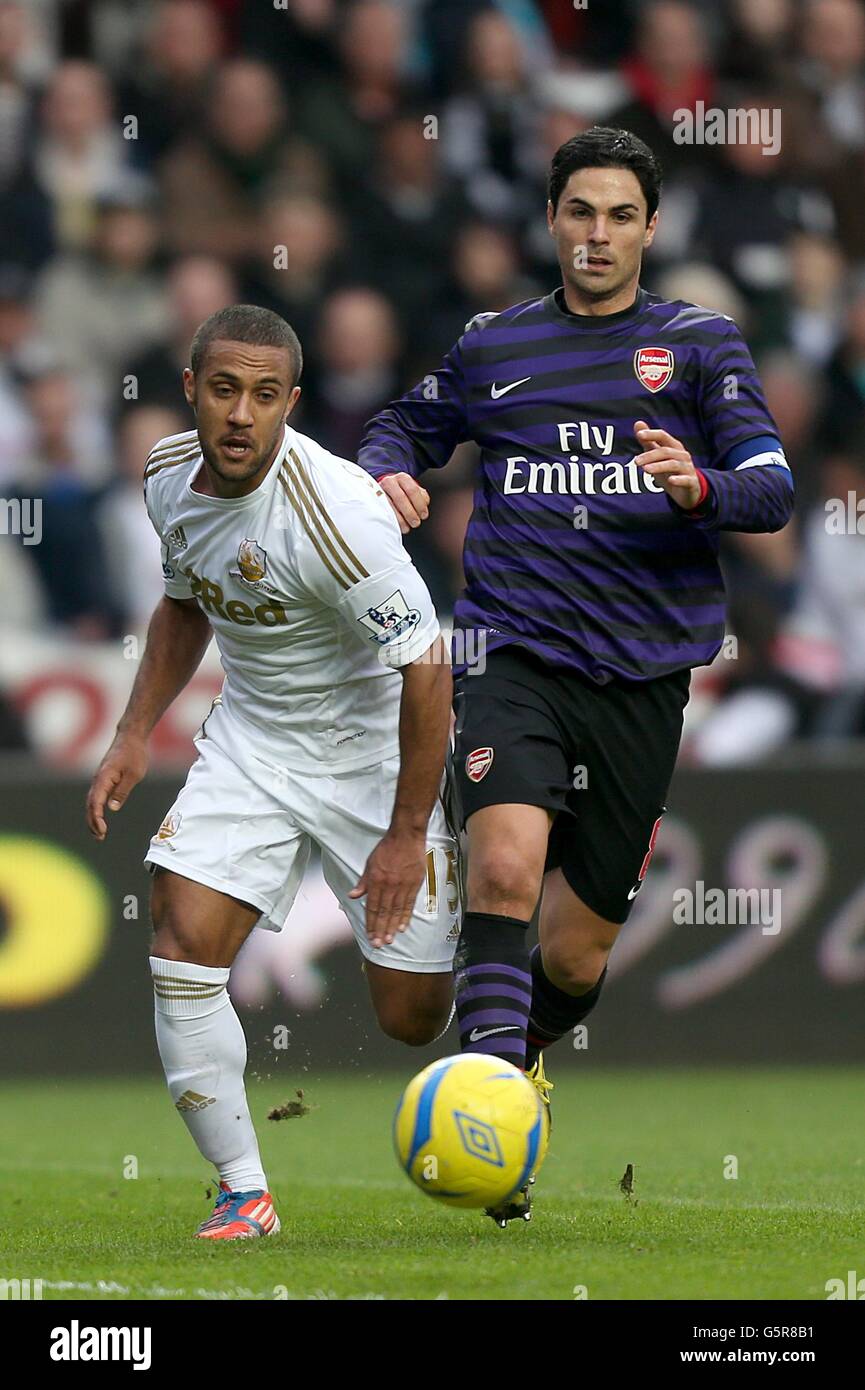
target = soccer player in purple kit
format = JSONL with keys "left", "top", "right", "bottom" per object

{"left": 358, "top": 127, "right": 794, "bottom": 1224}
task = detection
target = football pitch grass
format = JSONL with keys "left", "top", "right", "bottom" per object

{"left": 1, "top": 1068, "right": 862, "bottom": 1302}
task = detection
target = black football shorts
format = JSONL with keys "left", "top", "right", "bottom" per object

{"left": 451, "top": 644, "right": 691, "bottom": 924}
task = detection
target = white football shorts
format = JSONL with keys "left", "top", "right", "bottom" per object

{"left": 143, "top": 700, "right": 460, "bottom": 972}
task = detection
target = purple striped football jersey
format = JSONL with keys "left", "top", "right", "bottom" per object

{"left": 357, "top": 288, "right": 794, "bottom": 682}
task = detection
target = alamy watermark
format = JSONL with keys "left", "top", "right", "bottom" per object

{"left": 0, "top": 497, "right": 41, "bottom": 545}
{"left": 825, "top": 492, "right": 865, "bottom": 534}
{"left": 673, "top": 103, "right": 781, "bottom": 157}
{"left": 1, "top": 1277, "right": 43, "bottom": 1300}
{"left": 673, "top": 881, "right": 781, "bottom": 935}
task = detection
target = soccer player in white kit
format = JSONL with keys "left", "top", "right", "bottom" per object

{"left": 86, "top": 305, "right": 458, "bottom": 1240}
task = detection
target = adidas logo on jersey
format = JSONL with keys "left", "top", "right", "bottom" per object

{"left": 166, "top": 525, "right": 188, "bottom": 551}
{"left": 175, "top": 1090, "right": 216, "bottom": 1112}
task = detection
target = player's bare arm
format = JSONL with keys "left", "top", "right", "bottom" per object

{"left": 86, "top": 596, "right": 211, "bottom": 840}
{"left": 378, "top": 472, "right": 431, "bottom": 534}
{"left": 349, "top": 634, "right": 451, "bottom": 947}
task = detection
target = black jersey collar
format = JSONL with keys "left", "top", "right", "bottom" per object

{"left": 546, "top": 285, "right": 649, "bottom": 329}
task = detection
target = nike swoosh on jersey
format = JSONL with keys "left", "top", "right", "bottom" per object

{"left": 490, "top": 377, "right": 531, "bottom": 399}
{"left": 468, "top": 1025, "right": 519, "bottom": 1042}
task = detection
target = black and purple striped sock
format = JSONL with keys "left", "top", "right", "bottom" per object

{"left": 525, "top": 946, "right": 608, "bottom": 1068}
{"left": 453, "top": 912, "right": 532, "bottom": 1067}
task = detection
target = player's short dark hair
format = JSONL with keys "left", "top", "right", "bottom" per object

{"left": 548, "top": 127, "right": 663, "bottom": 221}
{"left": 190, "top": 304, "right": 303, "bottom": 387}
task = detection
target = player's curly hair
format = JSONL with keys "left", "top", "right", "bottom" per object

{"left": 548, "top": 127, "right": 663, "bottom": 221}
{"left": 190, "top": 304, "right": 303, "bottom": 387}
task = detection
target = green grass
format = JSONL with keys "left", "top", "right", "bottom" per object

{"left": 0, "top": 1069, "right": 862, "bottom": 1301}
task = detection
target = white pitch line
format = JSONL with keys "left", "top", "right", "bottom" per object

{"left": 41, "top": 1279, "right": 275, "bottom": 1301}
{"left": 39, "top": 1280, "right": 405, "bottom": 1301}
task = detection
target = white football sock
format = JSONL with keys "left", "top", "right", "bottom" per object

{"left": 150, "top": 956, "right": 268, "bottom": 1192}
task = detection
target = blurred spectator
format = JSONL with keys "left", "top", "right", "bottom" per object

{"left": 33, "top": 60, "right": 129, "bottom": 252}
{"left": 690, "top": 106, "right": 836, "bottom": 349}
{"left": 441, "top": 9, "right": 541, "bottom": 221}
{"left": 158, "top": 58, "right": 324, "bottom": 261}
{"left": 422, "top": 0, "right": 555, "bottom": 100}
{"left": 656, "top": 262, "right": 748, "bottom": 324}
{"left": 123, "top": 254, "right": 237, "bottom": 415}
{"left": 536, "top": 0, "right": 630, "bottom": 66}
{"left": 694, "top": 340, "right": 810, "bottom": 685}
{"left": 760, "top": 349, "right": 824, "bottom": 514}
{"left": 822, "top": 136, "right": 865, "bottom": 264}
{"left": 98, "top": 404, "right": 185, "bottom": 629}
{"left": 118, "top": 0, "right": 225, "bottom": 169}
{"left": 798, "top": 0, "right": 865, "bottom": 151}
{"left": 398, "top": 441, "right": 479, "bottom": 619}
{"left": 719, "top": 0, "right": 798, "bottom": 86}
{"left": 721, "top": 520, "right": 799, "bottom": 681}
{"left": 693, "top": 454, "right": 865, "bottom": 761}
{"left": 240, "top": 0, "right": 341, "bottom": 93}
{"left": 712, "top": 356, "right": 804, "bottom": 683}
{"left": 346, "top": 110, "right": 472, "bottom": 331}
{"left": 293, "top": 0, "right": 412, "bottom": 187}
{"left": 0, "top": 1, "right": 38, "bottom": 181}
{"left": 786, "top": 232, "right": 845, "bottom": 367}
{"left": 0, "top": 5, "right": 56, "bottom": 270}
{"left": 819, "top": 281, "right": 865, "bottom": 455}
{"left": 13, "top": 366, "right": 121, "bottom": 639}
{"left": 427, "top": 220, "right": 540, "bottom": 361}
{"left": 0, "top": 264, "right": 38, "bottom": 483}
{"left": 778, "top": 454, "right": 865, "bottom": 734}
{"left": 299, "top": 286, "right": 401, "bottom": 457}
{"left": 240, "top": 193, "right": 343, "bottom": 354}
{"left": 413, "top": 446, "right": 478, "bottom": 616}
{"left": 613, "top": 0, "right": 717, "bottom": 175}
{"left": 33, "top": 175, "right": 169, "bottom": 408}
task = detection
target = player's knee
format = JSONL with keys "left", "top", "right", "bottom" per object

{"left": 149, "top": 874, "right": 207, "bottom": 963}
{"left": 468, "top": 850, "right": 540, "bottom": 918}
{"left": 544, "top": 945, "right": 608, "bottom": 996}
{"left": 376, "top": 1007, "right": 449, "bottom": 1047}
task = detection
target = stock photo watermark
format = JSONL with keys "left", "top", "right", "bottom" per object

{"left": 673, "top": 103, "right": 781, "bottom": 156}
{"left": 672, "top": 881, "right": 782, "bottom": 935}
{"left": 824, "top": 492, "right": 865, "bottom": 534}
{"left": 0, "top": 497, "right": 41, "bottom": 545}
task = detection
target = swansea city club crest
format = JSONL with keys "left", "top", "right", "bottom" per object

{"left": 230, "top": 538, "right": 277, "bottom": 594}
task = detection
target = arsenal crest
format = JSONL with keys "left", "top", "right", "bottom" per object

{"left": 634, "top": 347, "right": 674, "bottom": 392}
{"left": 465, "top": 746, "right": 494, "bottom": 782}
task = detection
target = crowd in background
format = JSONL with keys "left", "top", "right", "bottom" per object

{"left": 2, "top": 0, "right": 865, "bottom": 760}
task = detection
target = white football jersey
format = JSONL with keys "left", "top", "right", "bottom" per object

{"left": 143, "top": 423, "right": 441, "bottom": 771}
